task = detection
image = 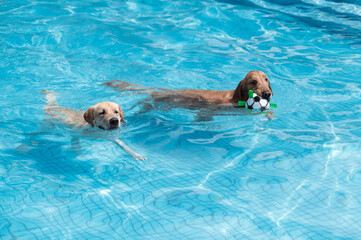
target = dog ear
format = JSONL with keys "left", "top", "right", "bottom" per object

{"left": 233, "top": 78, "right": 248, "bottom": 101}
{"left": 84, "top": 106, "right": 95, "bottom": 127}
{"left": 268, "top": 80, "right": 273, "bottom": 96}
{"left": 118, "top": 105, "right": 126, "bottom": 123}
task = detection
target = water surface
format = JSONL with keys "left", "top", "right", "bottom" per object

{"left": 1, "top": 0, "right": 361, "bottom": 239}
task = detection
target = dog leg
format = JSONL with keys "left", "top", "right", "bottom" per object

{"left": 114, "top": 139, "right": 147, "bottom": 161}
{"left": 194, "top": 110, "right": 214, "bottom": 122}
{"left": 131, "top": 102, "right": 155, "bottom": 116}
{"left": 104, "top": 80, "right": 167, "bottom": 93}
{"left": 104, "top": 80, "right": 149, "bottom": 91}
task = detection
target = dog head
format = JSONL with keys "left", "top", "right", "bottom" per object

{"left": 233, "top": 70, "right": 273, "bottom": 102}
{"left": 83, "top": 102, "right": 126, "bottom": 130}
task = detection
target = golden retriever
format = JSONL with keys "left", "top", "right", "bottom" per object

{"left": 40, "top": 90, "right": 146, "bottom": 160}
{"left": 104, "top": 70, "right": 273, "bottom": 108}
{"left": 41, "top": 90, "right": 125, "bottom": 130}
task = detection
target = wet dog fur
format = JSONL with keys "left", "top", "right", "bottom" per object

{"left": 104, "top": 70, "right": 274, "bottom": 120}
{"left": 37, "top": 90, "right": 146, "bottom": 160}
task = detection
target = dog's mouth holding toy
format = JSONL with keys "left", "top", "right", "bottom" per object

{"left": 238, "top": 90, "right": 277, "bottom": 111}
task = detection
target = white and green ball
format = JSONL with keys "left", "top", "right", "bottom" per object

{"left": 246, "top": 92, "right": 270, "bottom": 111}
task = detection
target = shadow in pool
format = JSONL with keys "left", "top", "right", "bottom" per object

{"left": 14, "top": 130, "right": 94, "bottom": 182}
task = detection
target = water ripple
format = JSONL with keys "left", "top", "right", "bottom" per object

{"left": 1, "top": 0, "right": 361, "bottom": 239}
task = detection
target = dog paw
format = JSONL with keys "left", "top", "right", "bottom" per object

{"left": 134, "top": 154, "right": 147, "bottom": 161}
{"left": 266, "top": 111, "right": 275, "bottom": 120}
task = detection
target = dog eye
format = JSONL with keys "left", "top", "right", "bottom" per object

{"left": 99, "top": 110, "right": 105, "bottom": 115}
{"left": 115, "top": 110, "right": 119, "bottom": 114}
{"left": 251, "top": 80, "right": 257, "bottom": 85}
{"left": 265, "top": 78, "right": 269, "bottom": 81}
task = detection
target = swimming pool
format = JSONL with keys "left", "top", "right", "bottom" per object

{"left": 1, "top": 0, "right": 361, "bottom": 239}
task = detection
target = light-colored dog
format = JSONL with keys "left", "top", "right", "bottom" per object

{"left": 40, "top": 90, "right": 146, "bottom": 160}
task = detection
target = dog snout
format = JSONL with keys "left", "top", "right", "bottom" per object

{"left": 109, "top": 117, "right": 119, "bottom": 127}
{"left": 262, "top": 91, "right": 271, "bottom": 99}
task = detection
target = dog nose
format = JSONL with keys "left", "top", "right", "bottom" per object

{"left": 262, "top": 91, "right": 271, "bottom": 99}
{"left": 109, "top": 117, "right": 119, "bottom": 126}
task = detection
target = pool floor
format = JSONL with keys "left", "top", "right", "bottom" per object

{"left": 1, "top": 0, "right": 361, "bottom": 239}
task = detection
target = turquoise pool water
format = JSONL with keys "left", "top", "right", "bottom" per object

{"left": 1, "top": 0, "right": 361, "bottom": 239}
